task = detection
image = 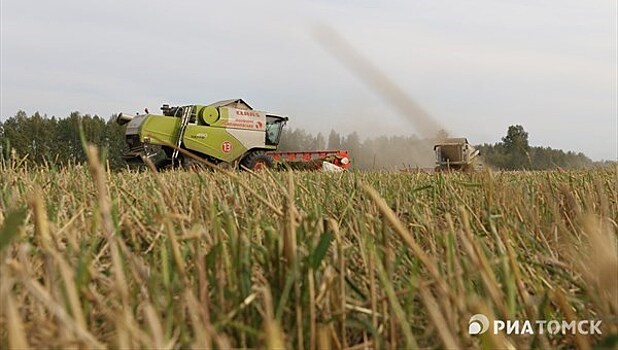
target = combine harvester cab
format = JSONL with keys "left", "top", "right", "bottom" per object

{"left": 433, "top": 137, "right": 480, "bottom": 172}
{"left": 267, "top": 150, "right": 351, "bottom": 172}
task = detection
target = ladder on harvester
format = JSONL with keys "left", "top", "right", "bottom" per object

{"left": 171, "top": 106, "right": 193, "bottom": 166}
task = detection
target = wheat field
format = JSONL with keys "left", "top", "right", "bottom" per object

{"left": 0, "top": 148, "right": 617, "bottom": 349}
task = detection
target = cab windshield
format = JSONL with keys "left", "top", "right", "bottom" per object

{"left": 266, "top": 115, "right": 286, "bottom": 145}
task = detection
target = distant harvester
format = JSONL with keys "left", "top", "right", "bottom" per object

{"left": 433, "top": 138, "right": 481, "bottom": 171}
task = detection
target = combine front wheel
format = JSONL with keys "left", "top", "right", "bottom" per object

{"left": 241, "top": 151, "right": 273, "bottom": 171}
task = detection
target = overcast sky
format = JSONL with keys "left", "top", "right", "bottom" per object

{"left": 1, "top": 0, "right": 616, "bottom": 160}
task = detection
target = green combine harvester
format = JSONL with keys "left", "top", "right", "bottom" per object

{"left": 117, "top": 99, "right": 288, "bottom": 170}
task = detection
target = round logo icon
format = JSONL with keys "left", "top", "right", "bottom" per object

{"left": 221, "top": 141, "right": 232, "bottom": 153}
{"left": 469, "top": 314, "right": 490, "bottom": 335}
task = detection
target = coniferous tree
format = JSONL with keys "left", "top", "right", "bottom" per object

{"left": 502, "top": 124, "right": 530, "bottom": 169}
{"left": 327, "top": 129, "right": 341, "bottom": 149}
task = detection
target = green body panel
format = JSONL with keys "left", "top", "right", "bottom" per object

{"left": 183, "top": 125, "right": 247, "bottom": 162}
{"left": 183, "top": 125, "right": 277, "bottom": 162}
{"left": 140, "top": 115, "right": 181, "bottom": 145}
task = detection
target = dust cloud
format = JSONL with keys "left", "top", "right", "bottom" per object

{"left": 313, "top": 24, "right": 450, "bottom": 168}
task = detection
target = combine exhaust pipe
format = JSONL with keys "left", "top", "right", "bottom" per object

{"left": 116, "top": 113, "right": 135, "bottom": 126}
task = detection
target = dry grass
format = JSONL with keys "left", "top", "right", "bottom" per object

{"left": 0, "top": 153, "right": 617, "bottom": 349}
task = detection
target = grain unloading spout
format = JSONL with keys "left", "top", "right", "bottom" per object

{"left": 116, "top": 113, "right": 135, "bottom": 126}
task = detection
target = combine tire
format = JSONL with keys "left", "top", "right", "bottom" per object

{"left": 241, "top": 151, "right": 273, "bottom": 171}
{"left": 155, "top": 158, "right": 184, "bottom": 171}
{"left": 155, "top": 158, "right": 173, "bottom": 171}
{"left": 182, "top": 157, "right": 208, "bottom": 171}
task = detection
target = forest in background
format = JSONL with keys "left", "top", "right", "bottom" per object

{"left": 0, "top": 111, "right": 613, "bottom": 170}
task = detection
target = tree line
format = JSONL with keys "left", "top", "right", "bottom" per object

{"left": 0, "top": 111, "right": 127, "bottom": 169}
{"left": 0, "top": 111, "right": 611, "bottom": 170}
{"left": 475, "top": 125, "right": 608, "bottom": 170}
